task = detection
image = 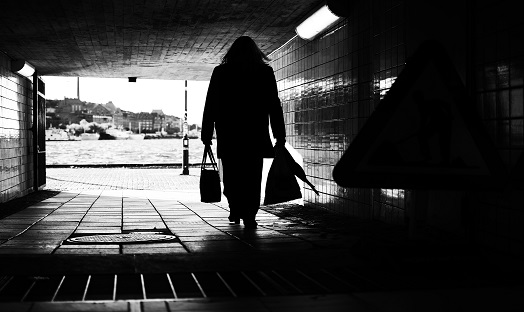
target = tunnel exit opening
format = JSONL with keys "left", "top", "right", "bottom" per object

{"left": 42, "top": 76, "right": 211, "bottom": 172}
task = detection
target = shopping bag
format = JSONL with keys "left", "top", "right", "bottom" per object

{"left": 200, "top": 145, "right": 222, "bottom": 203}
{"left": 263, "top": 145, "right": 302, "bottom": 205}
{"left": 280, "top": 145, "right": 320, "bottom": 196}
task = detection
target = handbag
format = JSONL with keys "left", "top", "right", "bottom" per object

{"left": 200, "top": 145, "right": 222, "bottom": 203}
{"left": 263, "top": 144, "right": 302, "bottom": 205}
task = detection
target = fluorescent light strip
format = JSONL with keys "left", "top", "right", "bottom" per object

{"left": 17, "top": 63, "right": 35, "bottom": 77}
{"left": 296, "top": 5, "right": 341, "bottom": 40}
{"left": 11, "top": 60, "right": 35, "bottom": 77}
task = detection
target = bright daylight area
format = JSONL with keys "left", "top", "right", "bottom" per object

{"left": 43, "top": 76, "right": 212, "bottom": 165}
{"left": 44, "top": 76, "right": 209, "bottom": 125}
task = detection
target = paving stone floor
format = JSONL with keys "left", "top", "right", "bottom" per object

{"left": 0, "top": 189, "right": 327, "bottom": 256}
{"left": 0, "top": 168, "right": 522, "bottom": 311}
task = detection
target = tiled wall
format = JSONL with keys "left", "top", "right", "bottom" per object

{"left": 475, "top": 1, "right": 524, "bottom": 168}
{"left": 269, "top": 0, "right": 408, "bottom": 224}
{"left": 472, "top": 0, "right": 524, "bottom": 255}
{"left": 0, "top": 52, "right": 34, "bottom": 204}
{"left": 269, "top": 0, "right": 523, "bottom": 255}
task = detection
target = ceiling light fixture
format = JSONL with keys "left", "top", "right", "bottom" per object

{"left": 11, "top": 60, "right": 35, "bottom": 77}
{"left": 295, "top": 4, "right": 342, "bottom": 40}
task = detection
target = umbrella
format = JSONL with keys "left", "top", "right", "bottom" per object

{"left": 277, "top": 144, "right": 320, "bottom": 196}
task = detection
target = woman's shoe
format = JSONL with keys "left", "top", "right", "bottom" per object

{"left": 228, "top": 216, "right": 240, "bottom": 224}
{"left": 243, "top": 220, "right": 258, "bottom": 229}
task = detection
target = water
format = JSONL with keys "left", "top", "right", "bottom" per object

{"left": 45, "top": 139, "right": 217, "bottom": 165}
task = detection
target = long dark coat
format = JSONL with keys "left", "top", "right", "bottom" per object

{"left": 201, "top": 63, "right": 286, "bottom": 159}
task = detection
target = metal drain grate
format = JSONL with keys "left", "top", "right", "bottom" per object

{"left": 65, "top": 232, "right": 178, "bottom": 244}
{"left": 0, "top": 268, "right": 377, "bottom": 302}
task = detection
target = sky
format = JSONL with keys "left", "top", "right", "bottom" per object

{"left": 43, "top": 76, "right": 210, "bottom": 125}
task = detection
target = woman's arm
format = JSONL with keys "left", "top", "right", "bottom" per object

{"left": 201, "top": 67, "right": 220, "bottom": 144}
{"left": 267, "top": 66, "right": 286, "bottom": 143}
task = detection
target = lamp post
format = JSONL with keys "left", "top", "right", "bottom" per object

{"left": 182, "top": 80, "right": 189, "bottom": 175}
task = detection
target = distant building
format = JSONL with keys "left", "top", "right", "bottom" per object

{"left": 152, "top": 109, "right": 166, "bottom": 131}
{"left": 112, "top": 110, "right": 128, "bottom": 129}
{"left": 91, "top": 104, "right": 113, "bottom": 124}
{"left": 165, "top": 115, "right": 182, "bottom": 134}
{"left": 113, "top": 111, "right": 156, "bottom": 133}
{"left": 45, "top": 99, "right": 60, "bottom": 128}
{"left": 57, "top": 98, "right": 97, "bottom": 124}
{"left": 64, "top": 98, "right": 84, "bottom": 113}
{"left": 104, "top": 101, "right": 117, "bottom": 114}
{"left": 132, "top": 112, "right": 153, "bottom": 132}
{"left": 46, "top": 98, "right": 184, "bottom": 134}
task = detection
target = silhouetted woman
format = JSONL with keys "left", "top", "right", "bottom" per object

{"left": 201, "top": 36, "right": 286, "bottom": 229}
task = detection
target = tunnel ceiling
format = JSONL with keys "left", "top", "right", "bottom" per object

{"left": 0, "top": 0, "right": 320, "bottom": 81}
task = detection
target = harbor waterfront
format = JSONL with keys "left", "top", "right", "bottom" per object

{"left": 45, "top": 138, "right": 300, "bottom": 206}
{"left": 46, "top": 138, "right": 217, "bottom": 165}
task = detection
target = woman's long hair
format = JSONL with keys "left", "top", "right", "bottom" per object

{"left": 221, "top": 36, "right": 270, "bottom": 65}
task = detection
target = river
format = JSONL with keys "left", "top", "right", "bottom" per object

{"left": 45, "top": 139, "right": 217, "bottom": 165}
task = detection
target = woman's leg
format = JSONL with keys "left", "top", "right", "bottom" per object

{"left": 221, "top": 158, "right": 241, "bottom": 222}
{"left": 221, "top": 157, "right": 263, "bottom": 226}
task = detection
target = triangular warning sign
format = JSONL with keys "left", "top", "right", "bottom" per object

{"left": 333, "top": 40, "right": 507, "bottom": 190}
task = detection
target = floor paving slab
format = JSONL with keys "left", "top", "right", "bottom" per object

{"left": 59, "top": 244, "right": 121, "bottom": 249}
{"left": 75, "top": 227, "right": 122, "bottom": 232}
{"left": 0, "top": 247, "right": 55, "bottom": 254}
{"left": 0, "top": 242, "right": 62, "bottom": 249}
{"left": 54, "top": 248, "right": 121, "bottom": 255}
{"left": 74, "top": 229, "right": 123, "bottom": 234}
{"left": 79, "top": 223, "right": 123, "bottom": 228}
{"left": 177, "top": 236, "right": 236, "bottom": 242}
{"left": 122, "top": 248, "right": 188, "bottom": 254}
{"left": 0, "top": 224, "right": 34, "bottom": 230}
